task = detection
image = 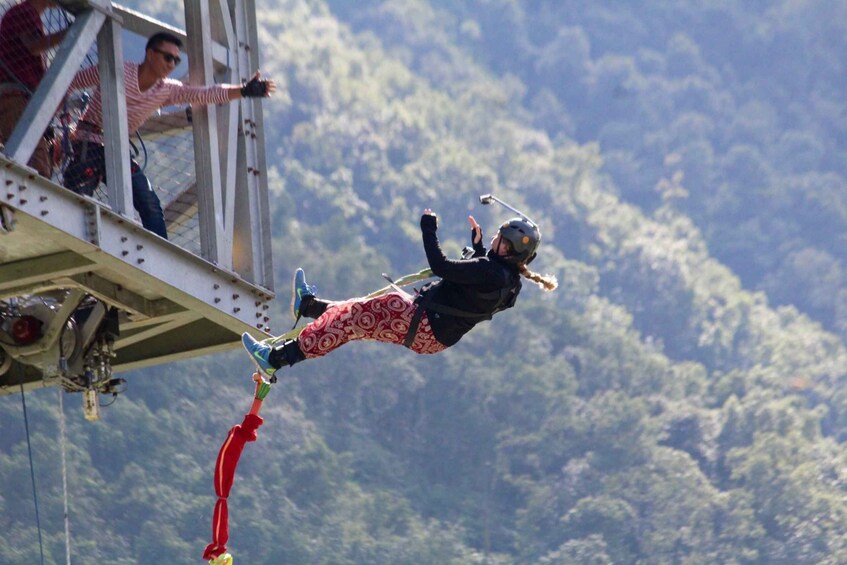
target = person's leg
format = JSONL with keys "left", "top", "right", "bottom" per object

{"left": 130, "top": 159, "right": 168, "bottom": 239}
{"left": 63, "top": 147, "right": 167, "bottom": 238}
{"left": 0, "top": 94, "right": 15, "bottom": 145}
{"left": 242, "top": 292, "right": 446, "bottom": 378}
{"left": 0, "top": 94, "right": 51, "bottom": 178}
{"left": 31, "top": 133, "right": 52, "bottom": 179}
{"left": 300, "top": 296, "right": 330, "bottom": 319}
{"left": 267, "top": 338, "right": 305, "bottom": 368}
{"left": 0, "top": 94, "right": 27, "bottom": 149}
{"left": 297, "top": 292, "right": 447, "bottom": 359}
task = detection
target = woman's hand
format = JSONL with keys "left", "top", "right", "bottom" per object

{"left": 468, "top": 215, "right": 482, "bottom": 245}
{"left": 421, "top": 208, "right": 438, "bottom": 230}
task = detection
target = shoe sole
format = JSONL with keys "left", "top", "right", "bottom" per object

{"left": 290, "top": 268, "right": 305, "bottom": 321}
{"left": 249, "top": 354, "right": 274, "bottom": 377}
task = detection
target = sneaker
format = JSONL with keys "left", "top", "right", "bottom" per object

{"left": 291, "top": 267, "right": 317, "bottom": 321}
{"left": 241, "top": 332, "right": 277, "bottom": 379}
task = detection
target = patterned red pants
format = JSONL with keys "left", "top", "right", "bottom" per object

{"left": 297, "top": 293, "right": 447, "bottom": 359}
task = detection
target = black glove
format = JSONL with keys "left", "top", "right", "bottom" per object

{"left": 241, "top": 76, "right": 270, "bottom": 98}
{"left": 421, "top": 213, "right": 438, "bottom": 231}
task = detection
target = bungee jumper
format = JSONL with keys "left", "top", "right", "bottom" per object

{"left": 203, "top": 195, "right": 556, "bottom": 563}
{"left": 241, "top": 195, "right": 558, "bottom": 379}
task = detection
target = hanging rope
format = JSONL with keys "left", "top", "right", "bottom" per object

{"left": 58, "top": 388, "right": 72, "bottom": 565}
{"left": 20, "top": 384, "right": 46, "bottom": 565}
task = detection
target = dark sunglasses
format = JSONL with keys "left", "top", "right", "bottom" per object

{"left": 152, "top": 47, "right": 181, "bottom": 66}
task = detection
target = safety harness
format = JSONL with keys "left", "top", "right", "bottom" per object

{"left": 403, "top": 281, "right": 517, "bottom": 348}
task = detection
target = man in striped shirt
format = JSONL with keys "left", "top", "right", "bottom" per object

{"left": 63, "top": 32, "right": 275, "bottom": 239}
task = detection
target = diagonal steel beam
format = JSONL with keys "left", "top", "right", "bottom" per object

{"left": 114, "top": 310, "right": 200, "bottom": 350}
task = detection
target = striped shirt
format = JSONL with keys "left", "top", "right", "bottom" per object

{"left": 69, "top": 61, "right": 230, "bottom": 143}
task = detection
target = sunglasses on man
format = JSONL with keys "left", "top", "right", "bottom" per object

{"left": 151, "top": 47, "right": 182, "bottom": 66}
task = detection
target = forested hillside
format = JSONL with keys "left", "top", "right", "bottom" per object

{"left": 328, "top": 0, "right": 847, "bottom": 343}
{"left": 3, "top": 1, "right": 847, "bottom": 563}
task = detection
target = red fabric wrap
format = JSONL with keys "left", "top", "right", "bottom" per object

{"left": 202, "top": 413, "right": 263, "bottom": 561}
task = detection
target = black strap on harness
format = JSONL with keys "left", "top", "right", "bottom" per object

{"left": 403, "top": 296, "right": 428, "bottom": 348}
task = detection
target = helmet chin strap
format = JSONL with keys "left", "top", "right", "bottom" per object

{"left": 492, "top": 234, "right": 516, "bottom": 260}
{"left": 491, "top": 234, "right": 506, "bottom": 256}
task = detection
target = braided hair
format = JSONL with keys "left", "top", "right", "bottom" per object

{"left": 518, "top": 263, "right": 558, "bottom": 291}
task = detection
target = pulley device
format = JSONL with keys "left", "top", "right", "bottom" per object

{"left": 0, "top": 292, "right": 123, "bottom": 421}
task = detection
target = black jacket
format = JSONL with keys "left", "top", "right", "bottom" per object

{"left": 418, "top": 214, "right": 522, "bottom": 346}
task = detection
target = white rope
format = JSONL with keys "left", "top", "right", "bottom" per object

{"left": 58, "top": 388, "right": 72, "bottom": 565}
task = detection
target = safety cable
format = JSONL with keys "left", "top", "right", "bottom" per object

{"left": 132, "top": 131, "right": 148, "bottom": 174}
{"left": 58, "top": 388, "right": 72, "bottom": 565}
{"left": 20, "top": 384, "right": 46, "bottom": 565}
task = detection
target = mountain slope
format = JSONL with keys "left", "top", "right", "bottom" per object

{"left": 2, "top": 1, "right": 847, "bottom": 563}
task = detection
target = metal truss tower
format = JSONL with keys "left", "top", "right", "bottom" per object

{"left": 0, "top": 0, "right": 275, "bottom": 414}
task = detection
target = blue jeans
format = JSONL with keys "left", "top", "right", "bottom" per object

{"left": 64, "top": 142, "right": 168, "bottom": 239}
